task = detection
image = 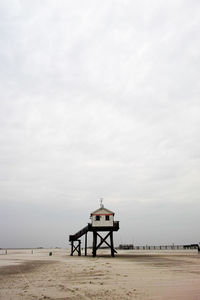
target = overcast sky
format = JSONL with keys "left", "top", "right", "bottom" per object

{"left": 0, "top": 0, "right": 200, "bottom": 248}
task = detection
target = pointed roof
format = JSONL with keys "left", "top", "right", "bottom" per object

{"left": 91, "top": 206, "right": 114, "bottom": 215}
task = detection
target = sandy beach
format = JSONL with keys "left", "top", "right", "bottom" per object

{"left": 0, "top": 249, "right": 200, "bottom": 300}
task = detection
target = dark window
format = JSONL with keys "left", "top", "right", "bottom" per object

{"left": 105, "top": 215, "right": 110, "bottom": 221}
{"left": 96, "top": 215, "right": 100, "bottom": 221}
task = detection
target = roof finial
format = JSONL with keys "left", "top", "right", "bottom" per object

{"left": 100, "top": 197, "right": 104, "bottom": 208}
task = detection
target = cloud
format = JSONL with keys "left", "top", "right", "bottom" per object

{"left": 0, "top": 0, "right": 200, "bottom": 247}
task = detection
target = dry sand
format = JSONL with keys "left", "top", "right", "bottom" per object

{"left": 0, "top": 248, "right": 200, "bottom": 299}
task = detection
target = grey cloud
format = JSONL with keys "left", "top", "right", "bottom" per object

{"left": 0, "top": 0, "right": 200, "bottom": 247}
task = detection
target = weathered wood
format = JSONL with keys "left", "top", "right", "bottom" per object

{"left": 88, "top": 221, "right": 119, "bottom": 232}
{"left": 85, "top": 232, "right": 87, "bottom": 256}
{"left": 92, "top": 231, "right": 97, "bottom": 257}
{"left": 96, "top": 232, "right": 110, "bottom": 250}
{"left": 78, "top": 240, "right": 81, "bottom": 256}
{"left": 70, "top": 240, "right": 81, "bottom": 256}
{"left": 94, "top": 231, "right": 117, "bottom": 256}
{"left": 110, "top": 231, "right": 115, "bottom": 257}
{"left": 70, "top": 241, "right": 74, "bottom": 256}
{"left": 69, "top": 220, "right": 119, "bottom": 257}
{"left": 69, "top": 225, "right": 89, "bottom": 241}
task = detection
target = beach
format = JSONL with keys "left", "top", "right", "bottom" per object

{"left": 0, "top": 249, "right": 200, "bottom": 299}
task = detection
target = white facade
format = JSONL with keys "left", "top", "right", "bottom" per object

{"left": 90, "top": 207, "right": 114, "bottom": 227}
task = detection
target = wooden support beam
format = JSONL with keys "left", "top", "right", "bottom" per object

{"left": 93, "top": 231, "right": 117, "bottom": 256}
{"left": 78, "top": 240, "right": 81, "bottom": 256}
{"left": 110, "top": 231, "right": 115, "bottom": 257}
{"left": 73, "top": 243, "right": 80, "bottom": 254}
{"left": 92, "top": 231, "right": 97, "bottom": 257}
{"left": 85, "top": 232, "right": 87, "bottom": 256}
{"left": 96, "top": 232, "right": 111, "bottom": 250}
{"left": 96, "top": 232, "right": 117, "bottom": 253}
{"left": 70, "top": 240, "right": 81, "bottom": 256}
{"left": 70, "top": 241, "right": 74, "bottom": 256}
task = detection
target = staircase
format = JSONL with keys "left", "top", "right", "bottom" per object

{"left": 69, "top": 224, "right": 89, "bottom": 241}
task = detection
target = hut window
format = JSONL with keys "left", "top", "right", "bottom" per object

{"left": 105, "top": 215, "right": 110, "bottom": 221}
{"left": 96, "top": 215, "right": 100, "bottom": 221}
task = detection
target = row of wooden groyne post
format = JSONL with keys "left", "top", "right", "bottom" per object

{"left": 118, "top": 244, "right": 200, "bottom": 252}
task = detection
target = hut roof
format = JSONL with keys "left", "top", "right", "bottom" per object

{"left": 91, "top": 206, "right": 114, "bottom": 215}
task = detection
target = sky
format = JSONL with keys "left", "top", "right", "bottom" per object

{"left": 0, "top": 0, "right": 200, "bottom": 248}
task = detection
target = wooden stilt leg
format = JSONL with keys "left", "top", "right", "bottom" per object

{"left": 71, "top": 241, "right": 74, "bottom": 256}
{"left": 110, "top": 231, "right": 115, "bottom": 257}
{"left": 78, "top": 240, "right": 81, "bottom": 256}
{"left": 85, "top": 232, "right": 87, "bottom": 256}
{"left": 93, "top": 231, "right": 97, "bottom": 257}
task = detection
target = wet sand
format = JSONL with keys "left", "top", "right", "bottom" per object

{"left": 0, "top": 249, "right": 200, "bottom": 299}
